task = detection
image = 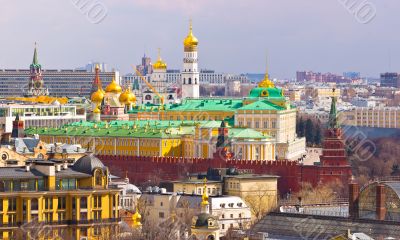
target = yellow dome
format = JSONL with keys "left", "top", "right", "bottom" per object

{"left": 93, "top": 105, "right": 101, "bottom": 114}
{"left": 91, "top": 88, "right": 104, "bottom": 103}
{"left": 119, "top": 89, "right": 130, "bottom": 104}
{"left": 183, "top": 21, "right": 198, "bottom": 52}
{"left": 153, "top": 48, "right": 167, "bottom": 70}
{"left": 258, "top": 73, "right": 275, "bottom": 88}
{"left": 132, "top": 210, "right": 142, "bottom": 228}
{"left": 105, "top": 78, "right": 122, "bottom": 94}
{"left": 127, "top": 89, "right": 136, "bottom": 103}
{"left": 258, "top": 60, "right": 275, "bottom": 88}
{"left": 153, "top": 58, "right": 167, "bottom": 70}
{"left": 119, "top": 88, "right": 136, "bottom": 105}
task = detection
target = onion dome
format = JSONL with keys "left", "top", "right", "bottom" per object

{"left": 153, "top": 48, "right": 167, "bottom": 70}
{"left": 105, "top": 77, "right": 122, "bottom": 94}
{"left": 119, "top": 88, "right": 137, "bottom": 105}
{"left": 127, "top": 89, "right": 136, "bottom": 103}
{"left": 183, "top": 20, "right": 198, "bottom": 52}
{"left": 91, "top": 87, "right": 104, "bottom": 104}
{"left": 119, "top": 89, "right": 130, "bottom": 105}
{"left": 132, "top": 209, "right": 142, "bottom": 228}
{"left": 93, "top": 105, "right": 101, "bottom": 114}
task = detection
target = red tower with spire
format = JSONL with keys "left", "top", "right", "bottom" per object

{"left": 318, "top": 91, "right": 352, "bottom": 184}
{"left": 90, "top": 64, "right": 103, "bottom": 96}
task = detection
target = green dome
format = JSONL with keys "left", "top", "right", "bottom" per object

{"left": 248, "top": 87, "right": 284, "bottom": 98}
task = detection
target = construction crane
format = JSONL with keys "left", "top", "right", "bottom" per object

{"left": 131, "top": 65, "right": 165, "bottom": 106}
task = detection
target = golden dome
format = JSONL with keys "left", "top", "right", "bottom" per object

{"left": 119, "top": 88, "right": 136, "bottom": 105}
{"left": 93, "top": 105, "right": 101, "bottom": 114}
{"left": 105, "top": 77, "right": 122, "bottom": 94}
{"left": 132, "top": 209, "right": 142, "bottom": 228}
{"left": 153, "top": 48, "right": 167, "bottom": 70}
{"left": 258, "top": 60, "right": 275, "bottom": 88}
{"left": 91, "top": 87, "right": 104, "bottom": 103}
{"left": 183, "top": 20, "right": 198, "bottom": 52}
{"left": 127, "top": 89, "right": 136, "bottom": 103}
{"left": 119, "top": 89, "right": 130, "bottom": 105}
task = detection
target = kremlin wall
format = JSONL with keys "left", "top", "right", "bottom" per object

{"left": 21, "top": 22, "right": 352, "bottom": 196}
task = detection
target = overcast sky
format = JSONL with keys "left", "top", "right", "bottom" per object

{"left": 0, "top": 0, "right": 398, "bottom": 78}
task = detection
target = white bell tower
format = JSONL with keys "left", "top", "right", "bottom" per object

{"left": 181, "top": 20, "right": 200, "bottom": 99}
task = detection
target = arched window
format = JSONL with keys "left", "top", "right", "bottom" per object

{"left": 145, "top": 95, "right": 152, "bottom": 100}
{"left": 95, "top": 169, "right": 102, "bottom": 186}
{"left": 183, "top": 78, "right": 186, "bottom": 84}
{"left": 195, "top": 78, "right": 198, "bottom": 84}
{"left": 188, "top": 78, "right": 192, "bottom": 84}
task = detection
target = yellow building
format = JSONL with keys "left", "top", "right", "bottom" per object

{"left": 25, "top": 119, "right": 276, "bottom": 161}
{"left": 0, "top": 155, "right": 120, "bottom": 240}
{"left": 341, "top": 107, "right": 400, "bottom": 129}
{"left": 224, "top": 174, "right": 278, "bottom": 220}
{"left": 127, "top": 72, "right": 306, "bottom": 160}
{"left": 170, "top": 179, "right": 223, "bottom": 196}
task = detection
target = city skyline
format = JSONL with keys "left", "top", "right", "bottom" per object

{"left": 0, "top": 0, "right": 399, "bottom": 78}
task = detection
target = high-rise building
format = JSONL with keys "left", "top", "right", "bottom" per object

{"left": 181, "top": 21, "right": 200, "bottom": 99}
{"left": 380, "top": 72, "right": 399, "bottom": 88}
{"left": 0, "top": 47, "right": 119, "bottom": 98}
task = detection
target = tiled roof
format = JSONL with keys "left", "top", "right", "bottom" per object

{"left": 237, "top": 99, "right": 285, "bottom": 111}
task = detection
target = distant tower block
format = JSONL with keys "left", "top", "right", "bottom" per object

{"left": 181, "top": 20, "right": 200, "bottom": 99}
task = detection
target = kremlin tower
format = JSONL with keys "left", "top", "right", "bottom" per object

{"left": 181, "top": 20, "right": 200, "bottom": 99}
{"left": 318, "top": 89, "right": 352, "bottom": 184}
{"left": 25, "top": 43, "right": 49, "bottom": 97}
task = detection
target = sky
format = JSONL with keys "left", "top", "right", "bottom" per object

{"left": 0, "top": 0, "right": 399, "bottom": 79}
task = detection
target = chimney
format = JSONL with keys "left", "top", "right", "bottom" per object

{"left": 25, "top": 165, "right": 30, "bottom": 172}
{"left": 348, "top": 182, "right": 359, "bottom": 219}
{"left": 56, "top": 164, "right": 61, "bottom": 172}
{"left": 63, "top": 162, "right": 68, "bottom": 170}
{"left": 376, "top": 184, "right": 386, "bottom": 220}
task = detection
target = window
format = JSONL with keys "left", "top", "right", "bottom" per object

{"left": 93, "top": 196, "right": 102, "bottom": 208}
{"left": 8, "top": 198, "right": 17, "bottom": 211}
{"left": 80, "top": 197, "right": 87, "bottom": 209}
{"left": 58, "top": 197, "right": 66, "bottom": 210}
{"left": 159, "top": 212, "right": 165, "bottom": 218}
{"left": 44, "top": 197, "right": 53, "bottom": 210}
{"left": 31, "top": 199, "right": 38, "bottom": 211}
{"left": 160, "top": 201, "right": 163, "bottom": 207}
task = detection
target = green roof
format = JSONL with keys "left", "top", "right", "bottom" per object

{"left": 229, "top": 128, "right": 270, "bottom": 139}
{"left": 25, "top": 119, "right": 271, "bottom": 140}
{"left": 30, "top": 45, "right": 41, "bottom": 68}
{"left": 248, "top": 87, "right": 284, "bottom": 98}
{"left": 237, "top": 99, "right": 285, "bottom": 111}
{"left": 128, "top": 98, "right": 244, "bottom": 114}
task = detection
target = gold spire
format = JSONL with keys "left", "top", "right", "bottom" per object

{"left": 183, "top": 19, "right": 198, "bottom": 52}
{"left": 153, "top": 48, "right": 167, "bottom": 70}
{"left": 201, "top": 177, "right": 209, "bottom": 206}
{"left": 258, "top": 54, "right": 275, "bottom": 88}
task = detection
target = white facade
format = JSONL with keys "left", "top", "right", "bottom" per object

{"left": 139, "top": 193, "right": 251, "bottom": 237}
{"left": 0, "top": 103, "right": 86, "bottom": 133}
{"left": 181, "top": 50, "right": 200, "bottom": 99}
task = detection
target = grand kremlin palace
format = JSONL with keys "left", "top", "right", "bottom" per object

{"left": 24, "top": 22, "right": 306, "bottom": 161}
{"left": 25, "top": 77, "right": 305, "bottom": 161}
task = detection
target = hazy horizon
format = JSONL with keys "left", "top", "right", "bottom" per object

{"left": 0, "top": 0, "right": 398, "bottom": 79}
